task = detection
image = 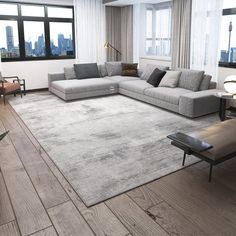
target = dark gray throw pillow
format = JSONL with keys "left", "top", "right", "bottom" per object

{"left": 147, "top": 68, "right": 166, "bottom": 87}
{"left": 74, "top": 63, "right": 100, "bottom": 79}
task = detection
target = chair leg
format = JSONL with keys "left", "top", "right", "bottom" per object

{"left": 182, "top": 152, "right": 186, "bottom": 166}
{"left": 20, "top": 88, "right": 22, "bottom": 98}
{"left": 3, "top": 92, "right": 6, "bottom": 105}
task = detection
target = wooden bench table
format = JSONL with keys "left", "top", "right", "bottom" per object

{"left": 167, "top": 119, "right": 236, "bottom": 182}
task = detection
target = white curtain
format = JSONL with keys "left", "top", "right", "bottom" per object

{"left": 0, "top": 53, "right": 2, "bottom": 72}
{"left": 133, "top": 3, "right": 146, "bottom": 63}
{"left": 191, "top": 0, "right": 223, "bottom": 81}
{"left": 73, "top": 0, "right": 106, "bottom": 64}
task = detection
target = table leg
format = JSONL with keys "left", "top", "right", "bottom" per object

{"left": 219, "top": 98, "right": 226, "bottom": 121}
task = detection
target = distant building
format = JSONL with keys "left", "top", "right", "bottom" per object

{"left": 220, "top": 50, "right": 228, "bottom": 63}
{"left": 6, "top": 26, "right": 14, "bottom": 51}
{"left": 230, "top": 47, "right": 236, "bottom": 63}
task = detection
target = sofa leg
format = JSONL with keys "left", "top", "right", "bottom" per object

{"left": 182, "top": 152, "right": 186, "bottom": 166}
{"left": 209, "top": 164, "right": 213, "bottom": 182}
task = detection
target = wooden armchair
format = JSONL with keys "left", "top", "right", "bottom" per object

{"left": 0, "top": 73, "right": 22, "bottom": 105}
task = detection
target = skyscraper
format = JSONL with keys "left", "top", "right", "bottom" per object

{"left": 6, "top": 26, "right": 14, "bottom": 51}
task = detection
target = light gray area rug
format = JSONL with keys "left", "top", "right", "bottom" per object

{"left": 9, "top": 93, "right": 218, "bottom": 206}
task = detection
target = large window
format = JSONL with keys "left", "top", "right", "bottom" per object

{"left": 0, "top": 2, "right": 75, "bottom": 61}
{"left": 219, "top": 1, "right": 236, "bottom": 67}
{"left": 145, "top": 2, "right": 172, "bottom": 57}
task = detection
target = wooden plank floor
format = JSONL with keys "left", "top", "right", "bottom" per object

{"left": 0, "top": 98, "right": 236, "bottom": 235}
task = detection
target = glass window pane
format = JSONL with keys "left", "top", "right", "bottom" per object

{"left": 48, "top": 7, "right": 73, "bottom": 18}
{"left": 0, "top": 20, "right": 20, "bottom": 58}
{"left": 146, "top": 10, "right": 152, "bottom": 38}
{"left": 0, "top": 3, "right": 18, "bottom": 16}
{"left": 220, "top": 15, "right": 236, "bottom": 63}
{"left": 146, "top": 40, "right": 153, "bottom": 55}
{"left": 223, "top": 0, "right": 236, "bottom": 9}
{"left": 21, "top": 5, "right": 45, "bottom": 17}
{"left": 24, "top": 21, "right": 45, "bottom": 57}
{"left": 50, "top": 22, "right": 74, "bottom": 56}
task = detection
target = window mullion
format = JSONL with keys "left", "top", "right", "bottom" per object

{"left": 18, "top": 3, "right": 26, "bottom": 59}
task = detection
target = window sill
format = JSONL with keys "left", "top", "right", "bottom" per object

{"left": 2, "top": 56, "right": 75, "bottom": 62}
{"left": 219, "top": 62, "right": 236, "bottom": 69}
{"left": 140, "top": 56, "right": 171, "bottom": 62}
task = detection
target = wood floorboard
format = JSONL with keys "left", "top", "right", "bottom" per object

{"left": 81, "top": 203, "right": 129, "bottom": 236}
{"left": 106, "top": 194, "right": 168, "bottom": 236}
{"left": 148, "top": 201, "right": 206, "bottom": 236}
{"left": 0, "top": 106, "right": 69, "bottom": 209}
{"left": 0, "top": 171, "right": 15, "bottom": 226}
{"left": 127, "top": 185, "right": 163, "bottom": 211}
{"left": 0, "top": 123, "right": 52, "bottom": 236}
{"left": 1, "top": 99, "right": 236, "bottom": 236}
{"left": 147, "top": 170, "right": 236, "bottom": 235}
{"left": 0, "top": 221, "right": 20, "bottom": 236}
{"left": 30, "top": 226, "right": 58, "bottom": 236}
{"left": 47, "top": 201, "right": 94, "bottom": 236}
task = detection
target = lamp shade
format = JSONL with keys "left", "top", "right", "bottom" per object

{"left": 224, "top": 75, "right": 236, "bottom": 94}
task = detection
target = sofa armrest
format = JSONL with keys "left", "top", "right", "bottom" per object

{"left": 48, "top": 73, "right": 65, "bottom": 86}
{"left": 179, "top": 89, "right": 222, "bottom": 118}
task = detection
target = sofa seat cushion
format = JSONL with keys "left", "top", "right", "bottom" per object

{"left": 144, "top": 87, "right": 192, "bottom": 105}
{"left": 119, "top": 80, "right": 154, "bottom": 94}
{"left": 106, "top": 76, "right": 140, "bottom": 83}
{"left": 51, "top": 78, "right": 118, "bottom": 94}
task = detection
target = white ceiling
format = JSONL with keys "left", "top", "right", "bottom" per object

{"left": 105, "top": 0, "right": 169, "bottom": 6}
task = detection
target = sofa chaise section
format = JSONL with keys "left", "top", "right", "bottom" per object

{"left": 49, "top": 73, "right": 118, "bottom": 101}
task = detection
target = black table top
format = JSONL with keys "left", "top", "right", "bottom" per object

{"left": 167, "top": 132, "right": 213, "bottom": 152}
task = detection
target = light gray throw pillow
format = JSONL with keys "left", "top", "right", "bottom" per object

{"left": 159, "top": 71, "right": 181, "bottom": 88}
{"left": 199, "top": 74, "right": 212, "bottom": 91}
{"left": 64, "top": 67, "right": 76, "bottom": 80}
{"left": 105, "top": 62, "right": 122, "bottom": 76}
{"left": 141, "top": 64, "right": 169, "bottom": 80}
{"left": 98, "top": 64, "right": 108, "bottom": 77}
{"left": 74, "top": 63, "right": 100, "bottom": 79}
{"left": 178, "top": 69, "right": 204, "bottom": 92}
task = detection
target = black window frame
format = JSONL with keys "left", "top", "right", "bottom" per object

{"left": 219, "top": 7, "right": 236, "bottom": 68}
{"left": 0, "top": 1, "right": 75, "bottom": 62}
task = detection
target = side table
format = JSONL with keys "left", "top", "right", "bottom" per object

{"left": 13, "top": 79, "right": 26, "bottom": 95}
{"left": 215, "top": 92, "right": 236, "bottom": 121}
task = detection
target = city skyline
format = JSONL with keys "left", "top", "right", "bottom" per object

{"left": 0, "top": 25, "right": 74, "bottom": 58}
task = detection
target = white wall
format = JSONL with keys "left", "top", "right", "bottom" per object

{"left": 2, "top": 59, "right": 75, "bottom": 90}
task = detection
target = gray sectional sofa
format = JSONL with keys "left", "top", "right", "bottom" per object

{"left": 48, "top": 63, "right": 221, "bottom": 118}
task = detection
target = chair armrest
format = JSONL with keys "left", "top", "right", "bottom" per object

{"left": 179, "top": 89, "right": 222, "bottom": 118}
{"left": 3, "top": 76, "right": 20, "bottom": 83}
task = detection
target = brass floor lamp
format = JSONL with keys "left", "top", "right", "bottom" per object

{"left": 104, "top": 42, "right": 122, "bottom": 61}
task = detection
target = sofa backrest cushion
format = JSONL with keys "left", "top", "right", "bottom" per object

{"left": 178, "top": 69, "right": 204, "bottom": 91}
{"left": 64, "top": 67, "right": 76, "bottom": 80}
{"left": 147, "top": 68, "right": 166, "bottom": 87}
{"left": 74, "top": 63, "right": 100, "bottom": 79}
{"left": 105, "top": 62, "right": 122, "bottom": 76}
{"left": 121, "top": 63, "right": 138, "bottom": 77}
{"left": 199, "top": 74, "right": 212, "bottom": 91}
{"left": 98, "top": 64, "right": 108, "bottom": 77}
{"left": 140, "top": 64, "right": 169, "bottom": 80}
{"left": 159, "top": 71, "right": 181, "bottom": 88}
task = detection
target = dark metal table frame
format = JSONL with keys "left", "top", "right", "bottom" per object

{"left": 171, "top": 141, "right": 236, "bottom": 182}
